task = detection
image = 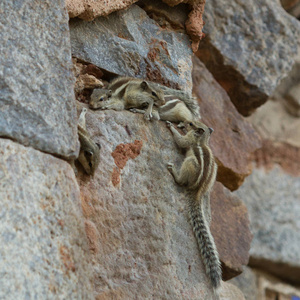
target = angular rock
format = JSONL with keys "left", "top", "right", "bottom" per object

{"left": 196, "top": 0, "right": 300, "bottom": 116}
{"left": 192, "top": 57, "right": 261, "bottom": 191}
{"left": 66, "top": 0, "right": 85, "bottom": 18}
{"left": 139, "top": 0, "right": 188, "bottom": 32}
{"left": 211, "top": 182, "right": 252, "bottom": 281}
{"left": 234, "top": 166, "right": 300, "bottom": 285}
{"left": 0, "top": 0, "right": 79, "bottom": 159}
{"left": 67, "top": 0, "right": 205, "bottom": 52}
{"left": 66, "top": 0, "right": 138, "bottom": 20}
{"left": 229, "top": 267, "right": 258, "bottom": 300}
{"left": 70, "top": 5, "right": 193, "bottom": 93}
{"left": 254, "top": 139, "right": 300, "bottom": 177}
{"left": 219, "top": 282, "right": 246, "bottom": 300}
{"left": 141, "top": 0, "right": 206, "bottom": 51}
{"left": 248, "top": 98, "right": 300, "bottom": 148}
{"left": 76, "top": 103, "right": 244, "bottom": 299}
{"left": 72, "top": 58, "right": 105, "bottom": 102}
{"left": 230, "top": 267, "right": 300, "bottom": 300}
{"left": 0, "top": 138, "right": 93, "bottom": 299}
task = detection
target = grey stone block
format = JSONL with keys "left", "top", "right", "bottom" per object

{"left": 234, "top": 166, "right": 300, "bottom": 284}
{"left": 197, "top": 0, "right": 300, "bottom": 115}
{"left": 0, "top": 1, "right": 79, "bottom": 159}
{"left": 70, "top": 5, "right": 193, "bottom": 93}
{"left": 0, "top": 138, "right": 93, "bottom": 299}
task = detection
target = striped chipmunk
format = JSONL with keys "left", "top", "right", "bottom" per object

{"left": 89, "top": 77, "right": 165, "bottom": 121}
{"left": 124, "top": 82, "right": 200, "bottom": 126}
{"left": 76, "top": 108, "right": 101, "bottom": 175}
{"left": 89, "top": 77, "right": 201, "bottom": 124}
{"left": 166, "top": 120, "right": 221, "bottom": 297}
{"left": 130, "top": 92, "right": 200, "bottom": 127}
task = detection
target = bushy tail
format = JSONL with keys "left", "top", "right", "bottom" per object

{"left": 151, "top": 83, "right": 201, "bottom": 118}
{"left": 188, "top": 196, "right": 222, "bottom": 290}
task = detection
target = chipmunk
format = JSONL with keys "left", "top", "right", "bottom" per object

{"left": 166, "top": 120, "right": 221, "bottom": 295}
{"left": 152, "top": 84, "right": 200, "bottom": 120}
{"left": 76, "top": 108, "right": 101, "bottom": 175}
{"left": 90, "top": 77, "right": 200, "bottom": 124}
{"left": 89, "top": 77, "right": 165, "bottom": 121}
{"left": 130, "top": 94, "right": 199, "bottom": 127}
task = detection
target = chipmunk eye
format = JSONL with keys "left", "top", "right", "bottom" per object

{"left": 84, "top": 150, "right": 93, "bottom": 157}
{"left": 99, "top": 97, "right": 104, "bottom": 101}
{"left": 152, "top": 91, "right": 157, "bottom": 97}
{"left": 89, "top": 162, "right": 92, "bottom": 168}
{"left": 189, "top": 123, "right": 194, "bottom": 126}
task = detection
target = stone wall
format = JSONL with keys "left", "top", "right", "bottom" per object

{"left": 1, "top": 0, "right": 299, "bottom": 299}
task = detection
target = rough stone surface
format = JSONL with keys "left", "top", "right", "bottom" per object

{"left": 70, "top": 5, "right": 193, "bottom": 93}
{"left": 0, "top": 138, "right": 93, "bottom": 299}
{"left": 161, "top": 0, "right": 207, "bottom": 51}
{"left": 138, "top": 0, "right": 188, "bottom": 32}
{"left": 234, "top": 166, "right": 300, "bottom": 285}
{"left": 229, "top": 267, "right": 258, "bottom": 300}
{"left": 73, "top": 58, "right": 105, "bottom": 102}
{"left": 219, "top": 282, "right": 246, "bottom": 300}
{"left": 75, "top": 103, "right": 250, "bottom": 299}
{"left": 67, "top": 0, "right": 205, "bottom": 52}
{"left": 196, "top": 0, "right": 300, "bottom": 116}
{"left": 248, "top": 99, "right": 300, "bottom": 148}
{"left": 66, "top": 0, "right": 85, "bottom": 18}
{"left": 66, "top": 0, "right": 138, "bottom": 20}
{"left": 254, "top": 139, "right": 300, "bottom": 177}
{"left": 230, "top": 267, "right": 300, "bottom": 300}
{"left": 0, "top": 1, "right": 79, "bottom": 159}
{"left": 192, "top": 57, "right": 261, "bottom": 191}
{"left": 211, "top": 182, "right": 252, "bottom": 281}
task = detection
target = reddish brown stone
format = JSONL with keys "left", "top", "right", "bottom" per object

{"left": 84, "top": 64, "right": 104, "bottom": 79}
{"left": 85, "top": 220, "right": 100, "bottom": 254}
{"left": 111, "top": 167, "right": 121, "bottom": 187}
{"left": 192, "top": 56, "right": 261, "bottom": 191}
{"left": 211, "top": 182, "right": 252, "bottom": 281}
{"left": 72, "top": 59, "right": 104, "bottom": 102}
{"left": 185, "top": 0, "right": 206, "bottom": 52}
{"left": 66, "top": 0, "right": 139, "bottom": 20}
{"left": 78, "top": 74, "right": 103, "bottom": 89}
{"left": 111, "top": 140, "right": 143, "bottom": 169}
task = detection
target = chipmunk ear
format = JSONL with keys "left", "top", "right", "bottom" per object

{"left": 141, "top": 81, "right": 148, "bottom": 90}
{"left": 96, "top": 143, "right": 101, "bottom": 149}
{"left": 107, "top": 90, "right": 112, "bottom": 97}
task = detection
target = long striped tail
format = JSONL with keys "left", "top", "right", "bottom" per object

{"left": 188, "top": 196, "right": 222, "bottom": 290}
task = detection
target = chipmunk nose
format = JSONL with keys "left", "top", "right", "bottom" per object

{"left": 208, "top": 128, "right": 214, "bottom": 134}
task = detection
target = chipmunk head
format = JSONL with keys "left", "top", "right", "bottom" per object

{"left": 78, "top": 142, "right": 101, "bottom": 175}
{"left": 89, "top": 88, "right": 112, "bottom": 109}
{"left": 140, "top": 81, "right": 165, "bottom": 106}
{"left": 185, "top": 121, "right": 214, "bottom": 145}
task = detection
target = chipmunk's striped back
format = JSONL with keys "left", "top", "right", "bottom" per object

{"left": 167, "top": 121, "right": 221, "bottom": 294}
{"left": 191, "top": 142, "right": 221, "bottom": 290}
